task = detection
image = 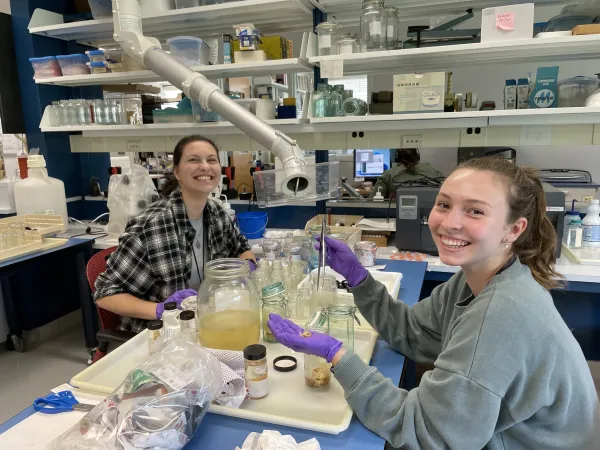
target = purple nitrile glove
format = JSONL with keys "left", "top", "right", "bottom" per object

{"left": 267, "top": 313, "right": 343, "bottom": 363}
{"left": 156, "top": 289, "right": 197, "bottom": 319}
{"left": 315, "top": 236, "right": 369, "bottom": 287}
{"left": 247, "top": 259, "right": 257, "bottom": 273}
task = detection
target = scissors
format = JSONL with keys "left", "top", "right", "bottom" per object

{"left": 33, "top": 390, "right": 95, "bottom": 414}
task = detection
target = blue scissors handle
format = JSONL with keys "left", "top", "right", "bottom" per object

{"left": 33, "top": 390, "right": 79, "bottom": 414}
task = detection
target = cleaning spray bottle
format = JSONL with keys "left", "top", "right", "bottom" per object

{"left": 221, "top": 194, "right": 236, "bottom": 227}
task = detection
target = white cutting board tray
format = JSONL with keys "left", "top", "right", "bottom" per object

{"left": 71, "top": 328, "right": 378, "bottom": 434}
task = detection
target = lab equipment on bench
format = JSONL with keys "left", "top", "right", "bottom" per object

{"left": 539, "top": 169, "right": 600, "bottom": 208}
{"left": 33, "top": 390, "right": 94, "bottom": 414}
{"left": 395, "top": 183, "right": 566, "bottom": 257}
{"left": 354, "top": 149, "right": 392, "bottom": 179}
{"left": 582, "top": 199, "right": 600, "bottom": 248}
{"left": 457, "top": 147, "right": 516, "bottom": 164}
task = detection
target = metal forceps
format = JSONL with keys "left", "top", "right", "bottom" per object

{"left": 316, "top": 214, "right": 327, "bottom": 291}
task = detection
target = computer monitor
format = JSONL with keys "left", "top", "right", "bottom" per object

{"left": 354, "top": 149, "right": 392, "bottom": 179}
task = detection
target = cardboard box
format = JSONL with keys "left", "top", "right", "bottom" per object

{"left": 361, "top": 232, "right": 390, "bottom": 247}
{"left": 572, "top": 24, "right": 600, "bottom": 35}
{"left": 229, "top": 153, "right": 255, "bottom": 194}
{"left": 306, "top": 214, "right": 364, "bottom": 229}
{"left": 233, "top": 36, "right": 291, "bottom": 60}
{"left": 234, "top": 50, "right": 267, "bottom": 63}
{"left": 481, "top": 3, "right": 534, "bottom": 43}
{"left": 393, "top": 72, "right": 446, "bottom": 113}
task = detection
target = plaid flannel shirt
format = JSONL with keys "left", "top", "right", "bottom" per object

{"left": 94, "top": 188, "right": 251, "bottom": 333}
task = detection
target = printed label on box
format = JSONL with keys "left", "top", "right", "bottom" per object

{"left": 153, "top": 364, "right": 194, "bottom": 391}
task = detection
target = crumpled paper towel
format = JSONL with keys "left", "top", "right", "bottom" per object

{"left": 206, "top": 348, "right": 247, "bottom": 409}
{"left": 235, "top": 430, "right": 321, "bottom": 450}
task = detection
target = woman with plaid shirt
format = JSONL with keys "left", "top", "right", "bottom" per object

{"left": 94, "top": 136, "right": 256, "bottom": 333}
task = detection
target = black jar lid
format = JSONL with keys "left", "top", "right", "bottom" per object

{"left": 164, "top": 302, "right": 177, "bottom": 311}
{"left": 147, "top": 320, "right": 163, "bottom": 330}
{"left": 243, "top": 344, "right": 267, "bottom": 361}
{"left": 179, "top": 310, "right": 195, "bottom": 321}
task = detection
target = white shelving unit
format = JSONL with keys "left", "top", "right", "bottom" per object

{"left": 28, "top": 0, "right": 323, "bottom": 46}
{"left": 309, "top": 35, "right": 600, "bottom": 75}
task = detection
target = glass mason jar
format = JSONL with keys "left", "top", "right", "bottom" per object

{"left": 385, "top": 6, "right": 400, "bottom": 50}
{"left": 251, "top": 268, "right": 272, "bottom": 294}
{"left": 304, "top": 326, "right": 332, "bottom": 389}
{"left": 354, "top": 240, "right": 378, "bottom": 266}
{"left": 310, "top": 273, "right": 338, "bottom": 314}
{"left": 338, "top": 34, "right": 357, "bottom": 55}
{"left": 270, "top": 259, "right": 285, "bottom": 286}
{"left": 261, "top": 282, "right": 290, "bottom": 343}
{"left": 262, "top": 239, "right": 281, "bottom": 261}
{"left": 361, "top": 0, "right": 387, "bottom": 52}
{"left": 341, "top": 98, "right": 368, "bottom": 116}
{"left": 327, "top": 305, "right": 358, "bottom": 350}
{"left": 197, "top": 258, "right": 261, "bottom": 351}
{"left": 315, "top": 22, "right": 340, "bottom": 56}
{"left": 312, "top": 83, "right": 330, "bottom": 118}
{"left": 308, "top": 224, "right": 331, "bottom": 269}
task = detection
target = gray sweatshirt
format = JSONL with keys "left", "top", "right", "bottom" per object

{"left": 333, "top": 259, "right": 600, "bottom": 449}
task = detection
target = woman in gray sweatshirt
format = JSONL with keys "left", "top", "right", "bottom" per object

{"left": 269, "top": 158, "right": 600, "bottom": 449}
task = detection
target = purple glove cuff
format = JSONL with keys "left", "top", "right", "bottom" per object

{"left": 347, "top": 266, "right": 369, "bottom": 288}
{"left": 325, "top": 339, "right": 343, "bottom": 363}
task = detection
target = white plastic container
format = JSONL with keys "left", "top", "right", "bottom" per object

{"left": 582, "top": 199, "right": 600, "bottom": 248}
{"left": 167, "top": 36, "right": 210, "bottom": 67}
{"left": 14, "top": 155, "right": 68, "bottom": 232}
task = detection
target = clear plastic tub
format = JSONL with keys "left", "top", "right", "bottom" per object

{"left": 88, "top": 0, "right": 113, "bottom": 19}
{"left": 29, "top": 56, "right": 62, "bottom": 79}
{"left": 167, "top": 36, "right": 210, "bottom": 67}
{"left": 85, "top": 49, "right": 107, "bottom": 63}
{"left": 56, "top": 54, "right": 90, "bottom": 75}
{"left": 87, "top": 61, "right": 110, "bottom": 74}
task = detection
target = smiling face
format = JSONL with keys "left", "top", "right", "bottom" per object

{"left": 428, "top": 168, "right": 527, "bottom": 271}
{"left": 174, "top": 140, "right": 221, "bottom": 196}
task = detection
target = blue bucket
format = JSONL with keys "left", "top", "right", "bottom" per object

{"left": 237, "top": 212, "right": 268, "bottom": 239}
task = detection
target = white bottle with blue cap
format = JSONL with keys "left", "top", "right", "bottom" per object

{"left": 582, "top": 199, "right": 600, "bottom": 248}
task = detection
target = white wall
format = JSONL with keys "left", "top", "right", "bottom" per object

{"left": 0, "top": 0, "right": 10, "bottom": 14}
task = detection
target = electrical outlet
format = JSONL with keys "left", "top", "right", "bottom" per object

{"left": 583, "top": 196, "right": 594, "bottom": 201}
{"left": 402, "top": 135, "right": 423, "bottom": 147}
{"left": 127, "top": 141, "right": 142, "bottom": 152}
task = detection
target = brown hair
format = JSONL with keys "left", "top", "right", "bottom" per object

{"left": 455, "top": 158, "right": 564, "bottom": 290}
{"left": 162, "top": 135, "right": 221, "bottom": 196}
{"left": 395, "top": 148, "right": 420, "bottom": 174}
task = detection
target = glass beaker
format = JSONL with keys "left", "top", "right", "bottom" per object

{"left": 197, "top": 258, "right": 261, "bottom": 351}
{"left": 304, "top": 326, "right": 332, "bottom": 389}
{"left": 315, "top": 22, "right": 339, "bottom": 56}
{"left": 310, "top": 274, "right": 337, "bottom": 313}
{"left": 361, "top": 0, "right": 387, "bottom": 52}
{"left": 385, "top": 6, "right": 399, "bottom": 50}
{"left": 328, "top": 305, "right": 357, "bottom": 350}
{"left": 261, "top": 282, "right": 290, "bottom": 343}
{"left": 312, "top": 83, "right": 330, "bottom": 118}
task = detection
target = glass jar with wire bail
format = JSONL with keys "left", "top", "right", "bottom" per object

{"left": 360, "top": 0, "right": 387, "bottom": 52}
{"left": 261, "top": 282, "right": 290, "bottom": 343}
{"left": 327, "top": 305, "right": 360, "bottom": 351}
{"left": 197, "top": 258, "right": 261, "bottom": 351}
{"left": 303, "top": 325, "right": 332, "bottom": 389}
{"left": 384, "top": 6, "right": 400, "bottom": 50}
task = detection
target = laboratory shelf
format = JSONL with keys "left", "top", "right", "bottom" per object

{"left": 309, "top": 35, "right": 600, "bottom": 76}
{"left": 34, "top": 59, "right": 312, "bottom": 87}
{"left": 28, "top": 0, "right": 323, "bottom": 46}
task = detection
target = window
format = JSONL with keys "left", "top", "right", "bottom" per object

{"left": 328, "top": 75, "right": 368, "bottom": 101}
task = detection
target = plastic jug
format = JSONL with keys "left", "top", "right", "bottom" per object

{"left": 14, "top": 155, "right": 68, "bottom": 232}
{"left": 582, "top": 199, "right": 600, "bottom": 248}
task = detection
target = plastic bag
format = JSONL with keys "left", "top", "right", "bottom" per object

{"left": 235, "top": 431, "right": 321, "bottom": 450}
{"left": 47, "top": 339, "right": 223, "bottom": 450}
{"left": 107, "top": 164, "right": 157, "bottom": 238}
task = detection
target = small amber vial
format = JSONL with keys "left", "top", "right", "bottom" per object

{"left": 243, "top": 344, "right": 269, "bottom": 399}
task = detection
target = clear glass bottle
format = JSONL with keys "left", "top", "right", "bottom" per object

{"left": 147, "top": 319, "right": 163, "bottom": 355}
{"left": 566, "top": 218, "right": 584, "bottom": 249}
{"left": 262, "top": 239, "right": 281, "bottom": 261}
{"left": 74, "top": 99, "right": 87, "bottom": 126}
{"left": 327, "top": 305, "right": 358, "bottom": 350}
{"left": 179, "top": 310, "right": 198, "bottom": 343}
{"left": 312, "top": 83, "right": 330, "bottom": 118}
{"left": 243, "top": 344, "right": 269, "bottom": 399}
{"left": 197, "top": 258, "right": 261, "bottom": 351}
{"left": 162, "top": 302, "right": 180, "bottom": 343}
{"left": 49, "top": 101, "right": 61, "bottom": 127}
{"left": 329, "top": 84, "right": 345, "bottom": 117}
{"left": 384, "top": 6, "right": 399, "bottom": 50}
{"left": 315, "top": 22, "right": 340, "bottom": 56}
{"left": 55, "top": 101, "right": 67, "bottom": 126}
{"left": 304, "top": 326, "right": 332, "bottom": 389}
{"left": 270, "top": 259, "right": 284, "bottom": 286}
{"left": 261, "top": 282, "right": 289, "bottom": 343}
{"left": 338, "top": 34, "right": 357, "bottom": 55}
{"left": 296, "top": 282, "right": 313, "bottom": 321}
{"left": 83, "top": 100, "right": 93, "bottom": 125}
{"left": 287, "top": 244, "right": 303, "bottom": 262}
{"left": 354, "top": 240, "right": 378, "bottom": 266}
{"left": 93, "top": 100, "right": 106, "bottom": 125}
{"left": 308, "top": 224, "right": 331, "bottom": 269}
{"left": 251, "top": 268, "right": 272, "bottom": 294}
{"left": 310, "top": 274, "right": 338, "bottom": 314}
{"left": 361, "top": 0, "right": 387, "bottom": 52}
{"left": 341, "top": 98, "right": 368, "bottom": 116}
{"left": 63, "top": 100, "right": 77, "bottom": 126}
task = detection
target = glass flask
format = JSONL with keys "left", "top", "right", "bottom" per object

{"left": 327, "top": 305, "right": 358, "bottom": 350}
{"left": 385, "top": 6, "right": 399, "bottom": 50}
{"left": 197, "top": 258, "right": 261, "bottom": 351}
{"left": 312, "top": 83, "right": 330, "bottom": 118}
{"left": 261, "top": 282, "right": 290, "bottom": 343}
{"left": 315, "top": 22, "right": 339, "bottom": 56}
{"left": 341, "top": 98, "right": 368, "bottom": 116}
{"left": 361, "top": 0, "right": 387, "bottom": 52}
{"left": 310, "top": 274, "right": 338, "bottom": 314}
{"left": 304, "top": 326, "right": 332, "bottom": 389}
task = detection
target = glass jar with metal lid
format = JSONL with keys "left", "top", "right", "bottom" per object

{"left": 354, "top": 240, "right": 378, "bottom": 266}
{"left": 385, "top": 6, "right": 400, "bottom": 50}
{"left": 327, "top": 304, "right": 360, "bottom": 350}
{"left": 316, "top": 22, "right": 340, "bottom": 56}
{"left": 197, "top": 258, "right": 261, "bottom": 351}
{"left": 261, "top": 282, "right": 290, "bottom": 343}
{"left": 361, "top": 0, "right": 387, "bottom": 52}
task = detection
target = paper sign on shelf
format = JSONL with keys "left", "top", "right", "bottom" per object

{"left": 320, "top": 59, "right": 343, "bottom": 79}
{"left": 520, "top": 125, "right": 552, "bottom": 145}
{"left": 496, "top": 12, "right": 515, "bottom": 31}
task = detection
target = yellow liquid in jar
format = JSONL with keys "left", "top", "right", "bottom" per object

{"left": 198, "top": 309, "right": 260, "bottom": 351}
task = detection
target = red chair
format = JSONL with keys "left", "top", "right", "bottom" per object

{"left": 86, "top": 246, "right": 135, "bottom": 363}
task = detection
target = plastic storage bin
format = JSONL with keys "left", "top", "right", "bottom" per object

{"left": 167, "top": 36, "right": 210, "bottom": 67}
{"left": 29, "top": 56, "right": 62, "bottom": 79}
{"left": 85, "top": 50, "right": 107, "bottom": 62}
{"left": 88, "top": 0, "right": 113, "bottom": 19}
{"left": 56, "top": 54, "right": 90, "bottom": 75}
